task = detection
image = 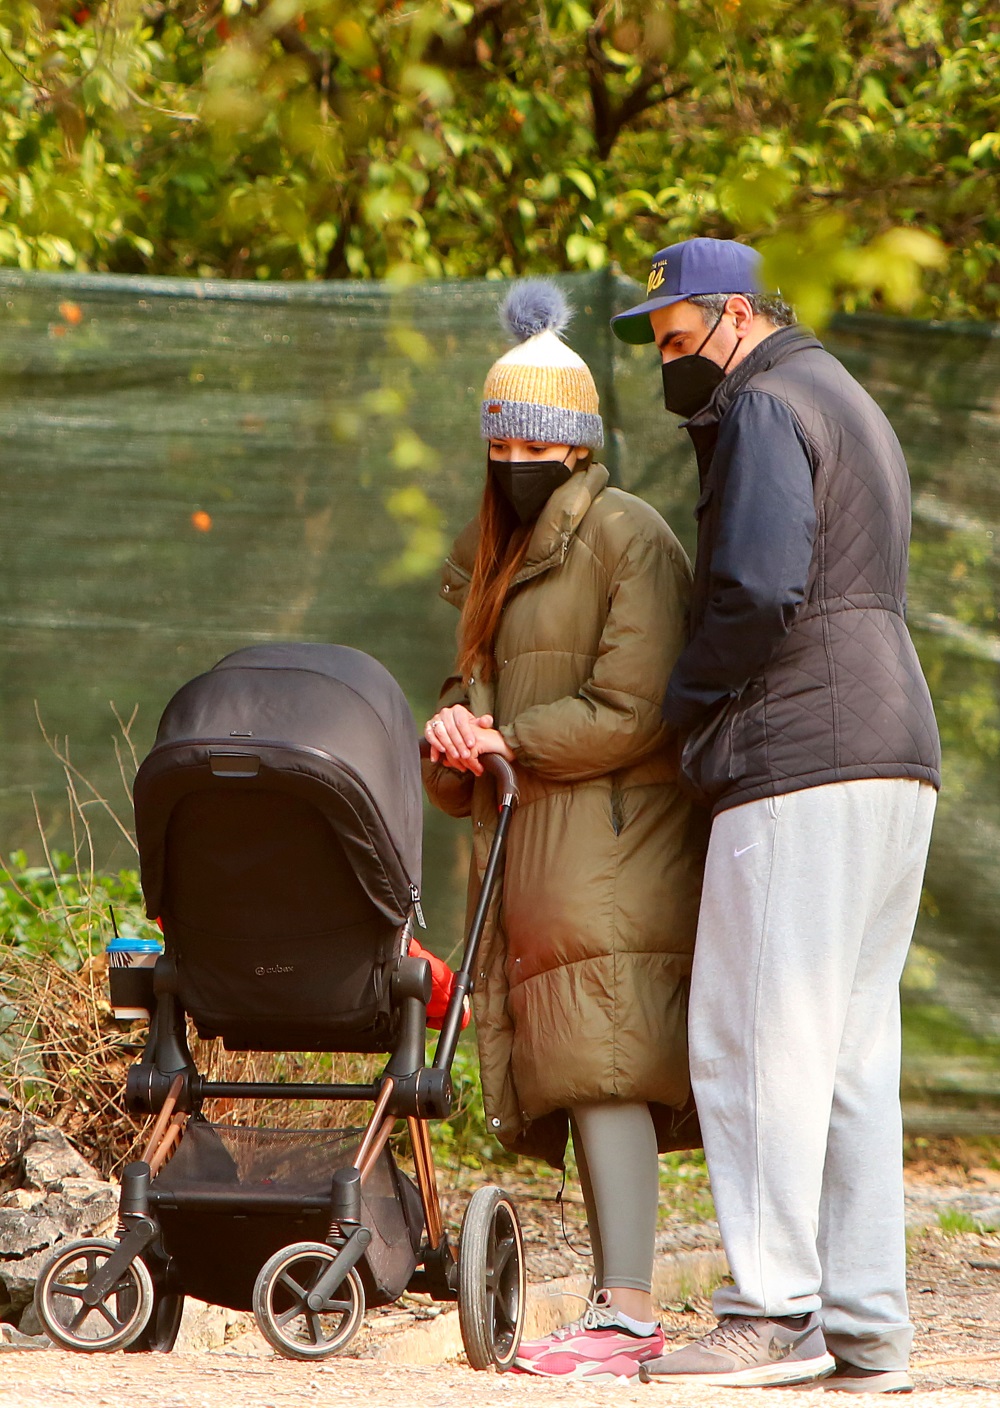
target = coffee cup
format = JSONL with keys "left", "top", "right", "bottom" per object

{"left": 107, "top": 936, "right": 163, "bottom": 1020}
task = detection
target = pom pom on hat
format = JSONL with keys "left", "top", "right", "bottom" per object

{"left": 500, "top": 280, "right": 571, "bottom": 343}
{"left": 482, "top": 279, "right": 604, "bottom": 449}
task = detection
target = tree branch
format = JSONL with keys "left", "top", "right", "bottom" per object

{"left": 254, "top": 1, "right": 334, "bottom": 96}
{"left": 586, "top": 9, "right": 723, "bottom": 161}
{"left": 425, "top": 0, "right": 520, "bottom": 69}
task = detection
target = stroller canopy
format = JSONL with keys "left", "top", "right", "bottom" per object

{"left": 135, "top": 644, "right": 423, "bottom": 928}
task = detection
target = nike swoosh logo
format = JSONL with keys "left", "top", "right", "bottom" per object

{"left": 768, "top": 1326, "right": 816, "bottom": 1361}
{"left": 734, "top": 843, "right": 761, "bottom": 858}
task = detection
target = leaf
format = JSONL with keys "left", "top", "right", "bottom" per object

{"left": 400, "top": 64, "right": 454, "bottom": 109}
{"left": 332, "top": 19, "right": 377, "bottom": 70}
{"left": 565, "top": 232, "right": 607, "bottom": 270}
{"left": 564, "top": 168, "right": 597, "bottom": 201}
{"left": 968, "top": 132, "right": 1000, "bottom": 163}
{"left": 362, "top": 187, "right": 413, "bottom": 226}
{"left": 390, "top": 432, "right": 438, "bottom": 472}
{"left": 717, "top": 164, "right": 793, "bottom": 227}
{"left": 873, "top": 227, "right": 947, "bottom": 271}
{"left": 859, "top": 75, "right": 892, "bottom": 115}
{"left": 363, "top": 387, "right": 408, "bottom": 417}
{"left": 389, "top": 326, "right": 435, "bottom": 365}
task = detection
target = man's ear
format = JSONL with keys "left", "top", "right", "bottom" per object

{"left": 726, "top": 294, "right": 756, "bottom": 338}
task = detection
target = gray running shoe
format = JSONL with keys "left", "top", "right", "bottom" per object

{"left": 820, "top": 1360, "right": 914, "bottom": 1393}
{"left": 638, "top": 1313, "right": 835, "bottom": 1387}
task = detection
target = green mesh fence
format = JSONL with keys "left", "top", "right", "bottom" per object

{"left": 1, "top": 267, "right": 998, "bottom": 1133}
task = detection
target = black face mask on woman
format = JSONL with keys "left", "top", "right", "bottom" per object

{"left": 661, "top": 310, "right": 740, "bottom": 419}
{"left": 489, "top": 453, "right": 574, "bottom": 524}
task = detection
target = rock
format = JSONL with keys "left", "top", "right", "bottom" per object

{"left": 0, "top": 1105, "right": 118, "bottom": 1332}
{"left": 21, "top": 1123, "right": 107, "bottom": 1189}
{"left": 0, "top": 1320, "right": 49, "bottom": 1351}
{"left": 173, "top": 1299, "right": 255, "bottom": 1353}
{"left": 221, "top": 1325, "right": 273, "bottom": 1357}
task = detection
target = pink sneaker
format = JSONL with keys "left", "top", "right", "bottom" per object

{"left": 513, "top": 1291, "right": 664, "bottom": 1380}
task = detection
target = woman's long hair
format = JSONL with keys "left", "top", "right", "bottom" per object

{"left": 457, "top": 466, "right": 532, "bottom": 685}
{"left": 458, "top": 450, "right": 590, "bottom": 684}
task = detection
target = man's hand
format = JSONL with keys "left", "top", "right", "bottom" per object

{"left": 425, "top": 706, "right": 515, "bottom": 775}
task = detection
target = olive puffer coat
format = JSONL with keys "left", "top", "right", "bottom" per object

{"left": 423, "top": 464, "right": 707, "bottom": 1167}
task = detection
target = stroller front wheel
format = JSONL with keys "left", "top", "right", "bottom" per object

{"left": 458, "top": 1186, "right": 526, "bottom": 1370}
{"left": 34, "top": 1237, "right": 155, "bottom": 1353}
{"left": 252, "top": 1241, "right": 365, "bottom": 1361}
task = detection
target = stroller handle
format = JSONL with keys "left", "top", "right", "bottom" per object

{"left": 419, "top": 732, "right": 519, "bottom": 1075}
{"left": 418, "top": 737, "right": 519, "bottom": 805}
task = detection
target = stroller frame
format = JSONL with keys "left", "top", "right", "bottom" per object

{"left": 35, "top": 648, "right": 525, "bottom": 1367}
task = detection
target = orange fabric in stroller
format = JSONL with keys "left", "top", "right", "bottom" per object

{"left": 408, "top": 938, "right": 470, "bottom": 1031}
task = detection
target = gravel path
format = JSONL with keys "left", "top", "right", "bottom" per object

{"left": 0, "top": 1352, "right": 998, "bottom": 1408}
{"left": 2, "top": 1167, "right": 998, "bottom": 1405}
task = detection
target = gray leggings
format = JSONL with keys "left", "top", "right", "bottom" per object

{"left": 569, "top": 1101, "right": 659, "bottom": 1295}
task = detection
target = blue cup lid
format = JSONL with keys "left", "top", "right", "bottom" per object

{"left": 107, "top": 936, "right": 163, "bottom": 953}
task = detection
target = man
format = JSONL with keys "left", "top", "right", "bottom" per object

{"left": 611, "top": 238, "right": 940, "bottom": 1392}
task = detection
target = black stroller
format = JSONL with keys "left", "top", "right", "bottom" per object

{"left": 34, "top": 644, "right": 525, "bottom": 1367}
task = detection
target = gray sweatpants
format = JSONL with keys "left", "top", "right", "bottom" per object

{"left": 689, "top": 778, "right": 936, "bottom": 1370}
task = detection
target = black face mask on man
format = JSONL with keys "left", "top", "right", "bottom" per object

{"left": 661, "top": 310, "right": 740, "bottom": 419}
{"left": 489, "top": 453, "right": 574, "bottom": 524}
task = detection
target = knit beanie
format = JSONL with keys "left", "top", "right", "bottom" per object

{"left": 481, "top": 281, "right": 604, "bottom": 449}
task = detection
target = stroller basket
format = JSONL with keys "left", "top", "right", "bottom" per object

{"left": 150, "top": 1120, "right": 422, "bottom": 1310}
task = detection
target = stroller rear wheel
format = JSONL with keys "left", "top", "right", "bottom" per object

{"left": 34, "top": 1238, "right": 155, "bottom": 1353}
{"left": 458, "top": 1186, "right": 525, "bottom": 1370}
{"left": 126, "top": 1285, "right": 185, "bottom": 1353}
{"left": 253, "top": 1241, "right": 365, "bottom": 1361}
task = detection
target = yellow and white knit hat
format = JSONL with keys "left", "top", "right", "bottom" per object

{"left": 481, "top": 281, "right": 604, "bottom": 449}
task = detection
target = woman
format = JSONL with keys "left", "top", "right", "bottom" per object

{"left": 423, "top": 282, "right": 706, "bottom": 1380}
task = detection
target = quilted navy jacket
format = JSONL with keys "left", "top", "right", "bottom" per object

{"left": 663, "top": 324, "right": 941, "bottom": 814}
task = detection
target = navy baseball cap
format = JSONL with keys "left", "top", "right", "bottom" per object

{"left": 612, "top": 238, "right": 765, "bottom": 345}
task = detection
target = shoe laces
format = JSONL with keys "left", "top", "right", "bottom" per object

{"left": 543, "top": 1290, "right": 621, "bottom": 1341}
{"left": 700, "top": 1316, "right": 765, "bottom": 1361}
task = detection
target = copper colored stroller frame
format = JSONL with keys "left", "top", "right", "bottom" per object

{"left": 34, "top": 644, "right": 525, "bottom": 1366}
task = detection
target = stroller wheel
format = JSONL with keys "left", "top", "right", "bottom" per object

{"left": 34, "top": 1237, "right": 155, "bottom": 1353}
{"left": 458, "top": 1186, "right": 526, "bottom": 1371}
{"left": 125, "top": 1285, "right": 185, "bottom": 1353}
{"left": 253, "top": 1241, "right": 365, "bottom": 1361}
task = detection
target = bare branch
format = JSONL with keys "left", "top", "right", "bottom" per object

{"left": 586, "top": 7, "right": 724, "bottom": 161}
{"left": 34, "top": 702, "right": 138, "bottom": 856}
{"left": 425, "top": 0, "right": 521, "bottom": 69}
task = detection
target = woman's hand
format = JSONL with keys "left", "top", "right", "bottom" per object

{"left": 425, "top": 707, "right": 515, "bottom": 775}
{"left": 425, "top": 704, "right": 491, "bottom": 771}
{"left": 469, "top": 722, "right": 516, "bottom": 770}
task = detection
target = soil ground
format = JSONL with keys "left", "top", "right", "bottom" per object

{"left": 2, "top": 1146, "right": 999, "bottom": 1406}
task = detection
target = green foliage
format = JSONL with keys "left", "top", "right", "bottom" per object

{"left": 937, "top": 1206, "right": 997, "bottom": 1235}
{"left": 1, "top": 1, "right": 997, "bottom": 316}
{"left": 427, "top": 1035, "right": 516, "bottom": 1168}
{"left": 658, "top": 1149, "right": 715, "bottom": 1226}
{"left": 0, "top": 849, "right": 154, "bottom": 968}
{"left": 902, "top": 1002, "right": 1000, "bottom": 1064}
